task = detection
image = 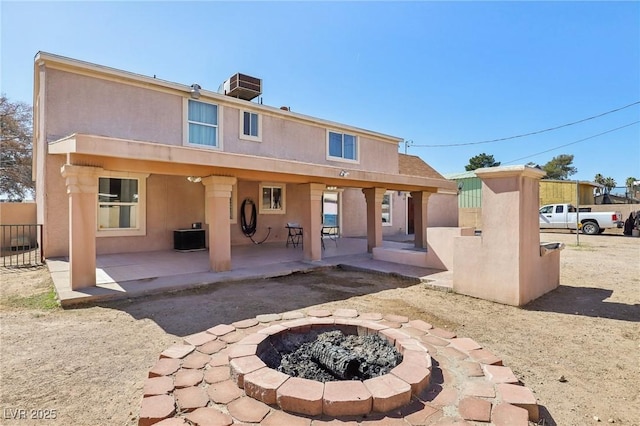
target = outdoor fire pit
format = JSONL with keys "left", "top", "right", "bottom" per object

{"left": 229, "top": 315, "right": 433, "bottom": 416}
{"left": 140, "top": 308, "right": 541, "bottom": 425}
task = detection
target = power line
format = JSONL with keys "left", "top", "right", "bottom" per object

{"left": 502, "top": 120, "right": 640, "bottom": 165}
{"left": 412, "top": 101, "right": 640, "bottom": 148}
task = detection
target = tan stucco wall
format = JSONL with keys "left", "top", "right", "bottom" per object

{"left": 453, "top": 166, "right": 561, "bottom": 306}
{"left": 0, "top": 202, "right": 37, "bottom": 225}
{"left": 45, "top": 69, "right": 183, "bottom": 144}
{"left": 427, "top": 193, "right": 459, "bottom": 227}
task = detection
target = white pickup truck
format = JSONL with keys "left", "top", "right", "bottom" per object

{"left": 539, "top": 203, "right": 623, "bottom": 235}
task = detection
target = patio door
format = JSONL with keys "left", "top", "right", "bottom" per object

{"left": 322, "top": 192, "right": 339, "bottom": 227}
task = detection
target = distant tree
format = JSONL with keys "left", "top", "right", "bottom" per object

{"left": 594, "top": 174, "right": 616, "bottom": 194}
{"left": 465, "top": 153, "right": 500, "bottom": 171}
{"left": 541, "top": 154, "right": 577, "bottom": 180}
{"left": 0, "top": 95, "right": 34, "bottom": 200}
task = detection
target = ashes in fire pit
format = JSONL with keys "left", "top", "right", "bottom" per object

{"left": 261, "top": 329, "right": 403, "bottom": 382}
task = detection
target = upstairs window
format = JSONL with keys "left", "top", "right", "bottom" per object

{"left": 327, "top": 131, "right": 358, "bottom": 162}
{"left": 240, "top": 111, "right": 261, "bottom": 141}
{"left": 187, "top": 99, "right": 219, "bottom": 148}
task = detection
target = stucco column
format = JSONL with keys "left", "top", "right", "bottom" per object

{"left": 300, "top": 183, "right": 325, "bottom": 262}
{"left": 362, "top": 187, "right": 386, "bottom": 253}
{"left": 410, "top": 191, "right": 432, "bottom": 249}
{"left": 201, "top": 176, "right": 237, "bottom": 272}
{"left": 61, "top": 164, "right": 103, "bottom": 290}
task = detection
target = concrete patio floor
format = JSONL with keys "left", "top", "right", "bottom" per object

{"left": 48, "top": 237, "right": 452, "bottom": 306}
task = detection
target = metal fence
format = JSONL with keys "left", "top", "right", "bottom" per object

{"left": 0, "top": 224, "right": 44, "bottom": 267}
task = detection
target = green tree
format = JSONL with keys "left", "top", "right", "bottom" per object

{"left": 594, "top": 174, "right": 616, "bottom": 194}
{"left": 541, "top": 154, "right": 577, "bottom": 180}
{"left": 0, "top": 95, "right": 33, "bottom": 200}
{"left": 465, "top": 153, "right": 500, "bottom": 171}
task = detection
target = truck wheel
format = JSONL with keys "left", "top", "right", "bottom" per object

{"left": 582, "top": 221, "right": 600, "bottom": 235}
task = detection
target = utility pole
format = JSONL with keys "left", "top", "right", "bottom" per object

{"left": 403, "top": 140, "right": 413, "bottom": 154}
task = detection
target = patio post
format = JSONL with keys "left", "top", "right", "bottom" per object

{"left": 61, "top": 165, "right": 103, "bottom": 289}
{"left": 300, "top": 183, "right": 325, "bottom": 261}
{"left": 362, "top": 187, "right": 386, "bottom": 253}
{"left": 201, "top": 176, "right": 237, "bottom": 272}
{"left": 410, "top": 191, "right": 431, "bottom": 249}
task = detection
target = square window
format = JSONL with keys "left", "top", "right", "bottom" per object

{"left": 259, "top": 183, "right": 286, "bottom": 214}
{"left": 240, "top": 110, "right": 261, "bottom": 141}
{"left": 97, "top": 174, "right": 148, "bottom": 236}
{"left": 327, "top": 131, "right": 358, "bottom": 161}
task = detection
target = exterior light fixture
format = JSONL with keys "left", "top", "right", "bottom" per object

{"left": 190, "top": 83, "right": 201, "bottom": 99}
{"left": 339, "top": 170, "right": 349, "bottom": 177}
{"left": 186, "top": 176, "right": 202, "bottom": 183}
{"left": 326, "top": 186, "right": 338, "bottom": 191}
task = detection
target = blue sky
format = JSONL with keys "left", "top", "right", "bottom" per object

{"left": 2, "top": 1, "right": 639, "bottom": 188}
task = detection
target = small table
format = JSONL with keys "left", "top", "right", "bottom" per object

{"left": 285, "top": 223, "right": 303, "bottom": 248}
{"left": 321, "top": 226, "right": 339, "bottom": 249}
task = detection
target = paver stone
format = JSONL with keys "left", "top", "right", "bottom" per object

{"left": 174, "top": 386, "right": 208, "bottom": 412}
{"left": 323, "top": 380, "right": 373, "bottom": 416}
{"left": 174, "top": 369, "right": 204, "bottom": 388}
{"left": 364, "top": 374, "right": 412, "bottom": 413}
{"left": 185, "top": 407, "right": 233, "bottom": 426}
{"left": 458, "top": 397, "right": 491, "bottom": 422}
{"left": 483, "top": 365, "right": 519, "bottom": 384}
{"left": 161, "top": 344, "right": 195, "bottom": 359}
{"left": 204, "top": 365, "right": 231, "bottom": 384}
{"left": 491, "top": 403, "right": 530, "bottom": 426}
{"left": 139, "top": 394, "right": 175, "bottom": 426}
{"left": 206, "top": 379, "right": 245, "bottom": 404}
{"left": 262, "top": 410, "right": 312, "bottom": 426}
{"left": 227, "top": 397, "right": 271, "bottom": 423}
{"left": 496, "top": 383, "right": 539, "bottom": 421}
{"left": 182, "top": 351, "right": 211, "bottom": 369}
{"left": 143, "top": 376, "right": 174, "bottom": 396}
{"left": 244, "top": 367, "right": 290, "bottom": 404}
{"left": 149, "top": 358, "right": 181, "bottom": 377}
{"left": 277, "top": 377, "right": 324, "bottom": 416}
{"left": 207, "top": 324, "right": 236, "bottom": 336}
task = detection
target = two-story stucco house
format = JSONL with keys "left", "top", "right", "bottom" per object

{"left": 32, "top": 52, "right": 457, "bottom": 291}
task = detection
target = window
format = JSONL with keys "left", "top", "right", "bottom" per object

{"left": 97, "top": 172, "right": 148, "bottom": 237}
{"left": 327, "top": 131, "right": 358, "bottom": 162}
{"left": 187, "top": 99, "right": 219, "bottom": 148}
{"left": 240, "top": 110, "right": 261, "bottom": 141}
{"left": 322, "top": 192, "right": 339, "bottom": 226}
{"left": 555, "top": 205, "right": 564, "bottom": 213}
{"left": 382, "top": 191, "right": 392, "bottom": 226}
{"left": 259, "top": 183, "right": 286, "bottom": 214}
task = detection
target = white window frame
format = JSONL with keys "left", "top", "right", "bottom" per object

{"left": 259, "top": 183, "right": 286, "bottom": 215}
{"left": 183, "top": 98, "right": 223, "bottom": 150}
{"left": 239, "top": 110, "right": 262, "bottom": 142}
{"left": 326, "top": 130, "right": 359, "bottom": 163}
{"left": 97, "top": 171, "right": 149, "bottom": 237}
{"left": 382, "top": 190, "right": 393, "bottom": 226}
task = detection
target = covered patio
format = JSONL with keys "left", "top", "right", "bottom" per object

{"left": 48, "top": 237, "right": 452, "bottom": 306}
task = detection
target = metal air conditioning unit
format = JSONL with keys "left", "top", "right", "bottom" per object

{"left": 221, "top": 73, "right": 262, "bottom": 101}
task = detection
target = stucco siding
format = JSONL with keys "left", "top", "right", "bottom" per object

{"left": 45, "top": 68, "right": 183, "bottom": 144}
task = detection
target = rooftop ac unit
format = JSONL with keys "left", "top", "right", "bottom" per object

{"left": 222, "top": 73, "right": 262, "bottom": 101}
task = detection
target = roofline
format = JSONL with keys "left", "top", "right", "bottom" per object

{"left": 33, "top": 51, "right": 402, "bottom": 144}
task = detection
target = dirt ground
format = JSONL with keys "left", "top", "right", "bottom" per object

{"left": 0, "top": 232, "right": 638, "bottom": 426}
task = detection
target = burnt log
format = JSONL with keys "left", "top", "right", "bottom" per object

{"left": 309, "top": 340, "right": 364, "bottom": 380}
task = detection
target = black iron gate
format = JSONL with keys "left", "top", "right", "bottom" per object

{"left": 0, "top": 224, "right": 44, "bottom": 267}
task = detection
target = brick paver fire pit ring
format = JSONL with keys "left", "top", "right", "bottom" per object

{"left": 140, "top": 309, "right": 540, "bottom": 425}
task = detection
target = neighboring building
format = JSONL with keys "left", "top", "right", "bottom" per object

{"left": 445, "top": 170, "right": 602, "bottom": 228}
{"left": 33, "top": 52, "right": 456, "bottom": 289}
{"left": 539, "top": 179, "right": 600, "bottom": 206}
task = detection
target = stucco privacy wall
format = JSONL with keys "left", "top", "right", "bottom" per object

{"left": 453, "top": 166, "right": 561, "bottom": 306}
{"left": 0, "top": 202, "right": 37, "bottom": 225}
